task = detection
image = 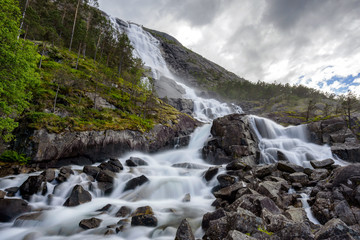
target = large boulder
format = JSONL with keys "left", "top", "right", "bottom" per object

{"left": 175, "top": 219, "right": 195, "bottom": 240}
{"left": 123, "top": 175, "right": 149, "bottom": 191}
{"left": 0, "top": 199, "right": 31, "bottom": 222}
{"left": 19, "top": 174, "right": 47, "bottom": 200}
{"left": 131, "top": 206, "right": 157, "bottom": 227}
{"left": 314, "top": 218, "right": 360, "bottom": 240}
{"left": 63, "top": 185, "right": 92, "bottom": 207}
{"left": 79, "top": 217, "right": 102, "bottom": 230}
{"left": 202, "top": 114, "right": 259, "bottom": 165}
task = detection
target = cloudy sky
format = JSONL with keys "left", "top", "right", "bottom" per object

{"left": 98, "top": 0, "right": 360, "bottom": 95}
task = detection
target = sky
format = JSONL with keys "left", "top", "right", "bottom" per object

{"left": 98, "top": 0, "right": 360, "bottom": 96}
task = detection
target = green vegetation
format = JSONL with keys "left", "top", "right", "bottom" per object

{"left": 0, "top": 0, "right": 186, "bottom": 158}
{"left": 0, "top": 150, "right": 30, "bottom": 165}
{"left": 257, "top": 226, "right": 273, "bottom": 236}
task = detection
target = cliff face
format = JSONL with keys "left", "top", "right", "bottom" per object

{"left": 145, "top": 28, "right": 245, "bottom": 90}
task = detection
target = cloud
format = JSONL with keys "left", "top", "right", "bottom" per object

{"left": 99, "top": 0, "right": 360, "bottom": 95}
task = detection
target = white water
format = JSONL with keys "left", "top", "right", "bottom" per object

{"left": 249, "top": 115, "right": 344, "bottom": 168}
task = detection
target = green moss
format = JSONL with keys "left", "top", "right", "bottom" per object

{"left": 0, "top": 150, "right": 30, "bottom": 165}
{"left": 257, "top": 226, "right": 273, "bottom": 236}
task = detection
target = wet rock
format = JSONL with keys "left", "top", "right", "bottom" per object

{"left": 96, "top": 169, "right": 116, "bottom": 183}
{"left": 285, "top": 206, "right": 308, "bottom": 223}
{"left": 217, "top": 174, "right": 237, "bottom": 188}
{"left": 175, "top": 219, "right": 195, "bottom": 240}
{"left": 261, "top": 208, "right": 293, "bottom": 232}
{"left": 202, "top": 208, "right": 226, "bottom": 230}
{"left": 104, "top": 229, "right": 115, "bottom": 235}
{"left": 83, "top": 165, "right": 101, "bottom": 179}
{"left": 273, "top": 222, "right": 314, "bottom": 240}
{"left": 115, "top": 206, "right": 132, "bottom": 217}
{"left": 226, "top": 159, "right": 249, "bottom": 171}
{"left": 225, "top": 230, "right": 256, "bottom": 240}
{"left": 172, "top": 162, "right": 205, "bottom": 169}
{"left": 257, "top": 181, "right": 282, "bottom": 202}
{"left": 334, "top": 200, "right": 357, "bottom": 225}
{"left": 0, "top": 198, "right": 31, "bottom": 222}
{"left": 162, "top": 98, "right": 194, "bottom": 115}
{"left": 40, "top": 169, "right": 55, "bottom": 182}
{"left": 131, "top": 206, "right": 157, "bottom": 227}
{"left": 311, "top": 192, "right": 334, "bottom": 224}
{"left": 19, "top": 174, "right": 47, "bottom": 200}
{"left": 96, "top": 182, "right": 113, "bottom": 195}
{"left": 204, "top": 167, "right": 219, "bottom": 181}
{"left": 123, "top": 175, "right": 149, "bottom": 191}
{"left": 0, "top": 190, "right": 5, "bottom": 199}
{"left": 229, "top": 208, "right": 263, "bottom": 235}
{"left": 5, "top": 187, "right": 18, "bottom": 197}
{"left": 314, "top": 218, "right": 360, "bottom": 240}
{"left": 14, "top": 212, "right": 43, "bottom": 227}
{"left": 99, "top": 159, "right": 123, "bottom": 173}
{"left": 310, "top": 159, "right": 335, "bottom": 169}
{"left": 255, "top": 164, "right": 276, "bottom": 178}
{"left": 289, "top": 172, "right": 309, "bottom": 185}
{"left": 125, "top": 157, "right": 148, "bottom": 167}
{"left": 56, "top": 166, "right": 74, "bottom": 183}
{"left": 79, "top": 217, "right": 102, "bottom": 229}
{"left": 332, "top": 164, "right": 360, "bottom": 187}
{"left": 182, "top": 193, "right": 191, "bottom": 202}
{"left": 331, "top": 143, "right": 360, "bottom": 163}
{"left": 310, "top": 169, "right": 329, "bottom": 181}
{"left": 96, "top": 204, "right": 112, "bottom": 212}
{"left": 277, "top": 162, "right": 304, "bottom": 173}
{"left": 63, "top": 185, "right": 92, "bottom": 207}
{"left": 116, "top": 219, "right": 130, "bottom": 232}
{"left": 214, "top": 181, "right": 246, "bottom": 203}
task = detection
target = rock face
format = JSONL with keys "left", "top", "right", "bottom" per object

{"left": 23, "top": 114, "right": 199, "bottom": 166}
{"left": 202, "top": 114, "right": 259, "bottom": 165}
{"left": 146, "top": 28, "right": 245, "bottom": 89}
{"left": 0, "top": 199, "right": 31, "bottom": 222}
{"left": 162, "top": 98, "right": 194, "bottom": 116}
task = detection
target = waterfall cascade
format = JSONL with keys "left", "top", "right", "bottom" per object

{"left": 0, "top": 20, "right": 346, "bottom": 239}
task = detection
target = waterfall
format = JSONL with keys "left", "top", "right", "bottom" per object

{"left": 249, "top": 115, "right": 344, "bottom": 168}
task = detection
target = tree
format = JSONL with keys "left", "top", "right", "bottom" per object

{"left": 69, "top": 0, "right": 81, "bottom": 51}
{"left": 340, "top": 90, "right": 360, "bottom": 130}
{"left": 0, "top": 0, "right": 39, "bottom": 141}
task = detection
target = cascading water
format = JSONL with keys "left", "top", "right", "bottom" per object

{"left": 249, "top": 115, "right": 344, "bottom": 168}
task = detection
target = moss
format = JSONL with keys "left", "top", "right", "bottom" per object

{"left": 257, "top": 226, "right": 273, "bottom": 236}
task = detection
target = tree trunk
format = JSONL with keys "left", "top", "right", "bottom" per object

{"left": 18, "top": 0, "right": 30, "bottom": 39}
{"left": 94, "top": 33, "right": 102, "bottom": 62}
{"left": 69, "top": 0, "right": 81, "bottom": 52}
{"left": 76, "top": 42, "right": 82, "bottom": 69}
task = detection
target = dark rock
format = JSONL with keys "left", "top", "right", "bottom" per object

{"left": 63, "top": 185, "right": 92, "bottom": 207}
{"left": 99, "top": 159, "right": 123, "bottom": 173}
{"left": 261, "top": 208, "right": 293, "bottom": 232}
{"left": 277, "top": 162, "right": 304, "bottom": 173}
{"left": 311, "top": 192, "right": 334, "bottom": 224}
{"left": 123, "top": 175, "right": 149, "bottom": 191}
{"left": 96, "top": 182, "right": 113, "bottom": 195}
{"left": 229, "top": 208, "right": 263, "bottom": 234}
{"left": 255, "top": 164, "right": 276, "bottom": 178}
{"left": 83, "top": 165, "right": 101, "bottom": 179}
{"left": 277, "top": 151, "right": 288, "bottom": 161}
{"left": 131, "top": 206, "right": 157, "bottom": 227}
{"left": 0, "top": 198, "right": 31, "bottom": 222}
{"left": 331, "top": 143, "right": 360, "bottom": 163}
{"left": 214, "top": 181, "right": 246, "bottom": 203}
{"left": 310, "top": 169, "right": 329, "bottom": 181}
{"left": 0, "top": 190, "right": 5, "bottom": 199}
{"left": 204, "top": 167, "right": 219, "bottom": 181}
{"left": 125, "top": 157, "right": 148, "bottom": 167}
{"left": 202, "top": 208, "right": 226, "bottom": 230}
{"left": 79, "top": 217, "right": 102, "bottom": 229}
{"left": 334, "top": 200, "right": 357, "bottom": 225}
{"left": 172, "top": 163, "right": 205, "bottom": 169}
{"left": 115, "top": 206, "right": 132, "bottom": 217}
{"left": 226, "top": 159, "right": 249, "bottom": 171}
{"left": 19, "top": 174, "right": 47, "bottom": 200}
{"left": 310, "top": 159, "right": 335, "bottom": 169}
{"left": 162, "top": 98, "right": 194, "bottom": 115}
{"left": 257, "top": 181, "right": 282, "bottom": 202}
{"left": 96, "top": 204, "right": 112, "bottom": 212}
{"left": 104, "top": 229, "right": 115, "bottom": 235}
{"left": 56, "top": 166, "right": 74, "bottom": 183}
{"left": 96, "top": 169, "right": 116, "bottom": 183}
{"left": 203, "top": 216, "right": 230, "bottom": 239}
{"left": 5, "top": 187, "right": 19, "bottom": 197}
{"left": 332, "top": 164, "right": 360, "bottom": 187}
{"left": 274, "top": 222, "right": 314, "bottom": 240}
{"left": 175, "top": 219, "right": 195, "bottom": 240}
{"left": 289, "top": 172, "right": 309, "bottom": 185}
{"left": 225, "top": 230, "right": 256, "bottom": 240}
{"left": 314, "top": 218, "right": 360, "bottom": 240}
{"left": 41, "top": 169, "right": 56, "bottom": 182}
{"left": 217, "top": 174, "right": 237, "bottom": 188}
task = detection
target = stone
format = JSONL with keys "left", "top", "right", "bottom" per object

{"left": 79, "top": 217, "right": 102, "bottom": 229}
{"left": 214, "top": 181, "right": 246, "bottom": 203}
{"left": 334, "top": 200, "right": 357, "bottom": 225}
{"left": 226, "top": 160, "right": 248, "bottom": 171}
{"left": 96, "top": 182, "right": 113, "bottom": 195}
{"left": 202, "top": 208, "right": 226, "bottom": 230}
{"left": 13, "top": 212, "right": 43, "bottom": 227}
{"left": 255, "top": 164, "right": 276, "bottom": 178}
{"left": 162, "top": 98, "right": 194, "bottom": 115}
{"left": 56, "top": 166, "right": 74, "bottom": 183}
{"left": 175, "top": 219, "right": 195, "bottom": 240}
{"left": 285, "top": 206, "right": 308, "bottom": 223}
{"left": 63, "top": 185, "right": 92, "bottom": 207}
{"left": 257, "top": 181, "right": 282, "bottom": 202}
{"left": 115, "top": 206, "right": 132, "bottom": 217}
{"left": 331, "top": 143, "right": 360, "bottom": 163}
{"left": 261, "top": 208, "right": 293, "bottom": 232}
{"left": 0, "top": 190, "right": 5, "bottom": 199}
{"left": 96, "top": 204, "right": 112, "bottom": 212}
{"left": 203, "top": 216, "right": 230, "bottom": 240}
{"left": 99, "top": 159, "right": 123, "bottom": 173}
{"left": 332, "top": 164, "right": 360, "bottom": 187}
{"left": 125, "top": 157, "right": 148, "bottom": 167}
{"left": 83, "top": 165, "right": 101, "bottom": 179}
{"left": 229, "top": 208, "right": 263, "bottom": 235}
{"left": 0, "top": 199, "right": 31, "bottom": 222}
{"left": 274, "top": 222, "right": 314, "bottom": 240}
{"left": 19, "top": 174, "right": 47, "bottom": 200}
{"left": 172, "top": 163, "right": 205, "bottom": 169}
{"left": 104, "top": 229, "right": 115, "bottom": 235}
{"left": 314, "top": 218, "right": 360, "bottom": 240}
{"left": 289, "top": 172, "right": 309, "bottom": 185}
{"left": 225, "top": 230, "right": 257, "bottom": 240}
{"left": 204, "top": 167, "right": 219, "bottom": 181}
{"left": 310, "top": 169, "right": 329, "bottom": 181}
{"left": 310, "top": 159, "right": 335, "bottom": 169}
{"left": 182, "top": 193, "right": 191, "bottom": 202}
{"left": 277, "top": 162, "right": 304, "bottom": 173}
{"left": 311, "top": 193, "right": 334, "bottom": 224}
{"left": 123, "top": 175, "right": 149, "bottom": 191}
{"left": 131, "top": 206, "right": 157, "bottom": 227}
{"left": 5, "top": 187, "right": 18, "bottom": 197}
{"left": 96, "top": 169, "right": 116, "bottom": 183}
{"left": 217, "top": 174, "right": 237, "bottom": 188}
{"left": 41, "top": 169, "right": 56, "bottom": 182}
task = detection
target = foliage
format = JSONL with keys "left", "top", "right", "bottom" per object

{"left": 0, "top": 0, "right": 39, "bottom": 142}
{"left": 0, "top": 150, "right": 30, "bottom": 164}
{"left": 257, "top": 226, "right": 273, "bottom": 236}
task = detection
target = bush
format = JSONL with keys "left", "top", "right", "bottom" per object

{"left": 0, "top": 150, "right": 30, "bottom": 165}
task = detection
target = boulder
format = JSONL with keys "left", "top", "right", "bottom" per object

{"left": 131, "top": 206, "right": 157, "bottom": 227}
{"left": 202, "top": 208, "right": 226, "bottom": 230}
{"left": 96, "top": 169, "right": 116, "bottom": 183}
{"left": 225, "top": 230, "right": 256, "bottom": 240}
{"left": 214, "top": 181, "right": 247, "bottom": 203}
{"left": 273, "top": 222, "right": 314, "bottom": 240}
{"left": 0, "top": 190, "right": 5, "bottom": 199}
{"left": 99, "top": 159, "right": 123, "bottom": 173}
{"left": 0, "top": 199, "right": 31, "bottom": 222}
{"left": 217, "top": 174, "right": 237, "bottom": 188}
{"left": 162, "top": 98, "right": 194, "bottom": 116}
{"left": 289, "top": 172, "right": 309, "bottom": 185}
{"left": 332, "top": 164, "right": 360, "bottom": 187}
{"left": 257, "top": 181, "right": 282, "bottom": 202}
{"left": 19, "top": 174, "right": 47, "bottom": 200}
{"left": 285, "top": 207, "right": 308, "bottom": 223}
{"left": 83, "top": 165, "right": 101, "bottom": 179}
{"left": 175, "top": 219, "right": 195, "bottom": 240}
{"left": 229, "top": 208, "right": 263, "bottom": 235}
{"left": 115, "top": 206, "right": 132, "bottom": 217}
{"left": 5, "top": 187, "right": 18, "bottom": 197}
{"left": 277, "top": 162, "right": 304, "bottom": 173}
{"left": 96, "top": 182, "right": 114, "bottom": 195}
{"left": 63, "top": 185, "right": 92, "bottom": 207}
{"left": 123, "top": 175, "right": 149, "bottom": 191}
{"left": 261, "top": 208, "right": 293, "bottom": 232}
{"left": 125, "top": 157, "right": 148, "bottom": 167}
{"left": 96, "top": 204, "right": 112, "bottom": 212}
{"left": 314, "top": 218, "right": 360, "bottom": 240}
{"left": 331, "top": 143, "right": 360, "bottom": 163}
{"left": 41, "top": 169, "right": 56, "bottom": 182}
{"left": 204, "top": 167, "right": 219, "bottom": 182}
{"left": 310, "top": 159, "right": 335, "bottom": 169}
{"left": 310, "top": 169, "right": 329, "bottom": 181}
{"left": 79, "top": 217, "right": 102, "bottom": 229}
{"left": 14, "top": 212, "right": 43, "bottom": 227}
{"left": 56, "top": 166, "right": 74, "bottom": 183}
{"left": 255, "top": 164, "right": 276, "bottom": 178}
{"left": 334, "top": 200, "right": 357, "bottom": 226}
